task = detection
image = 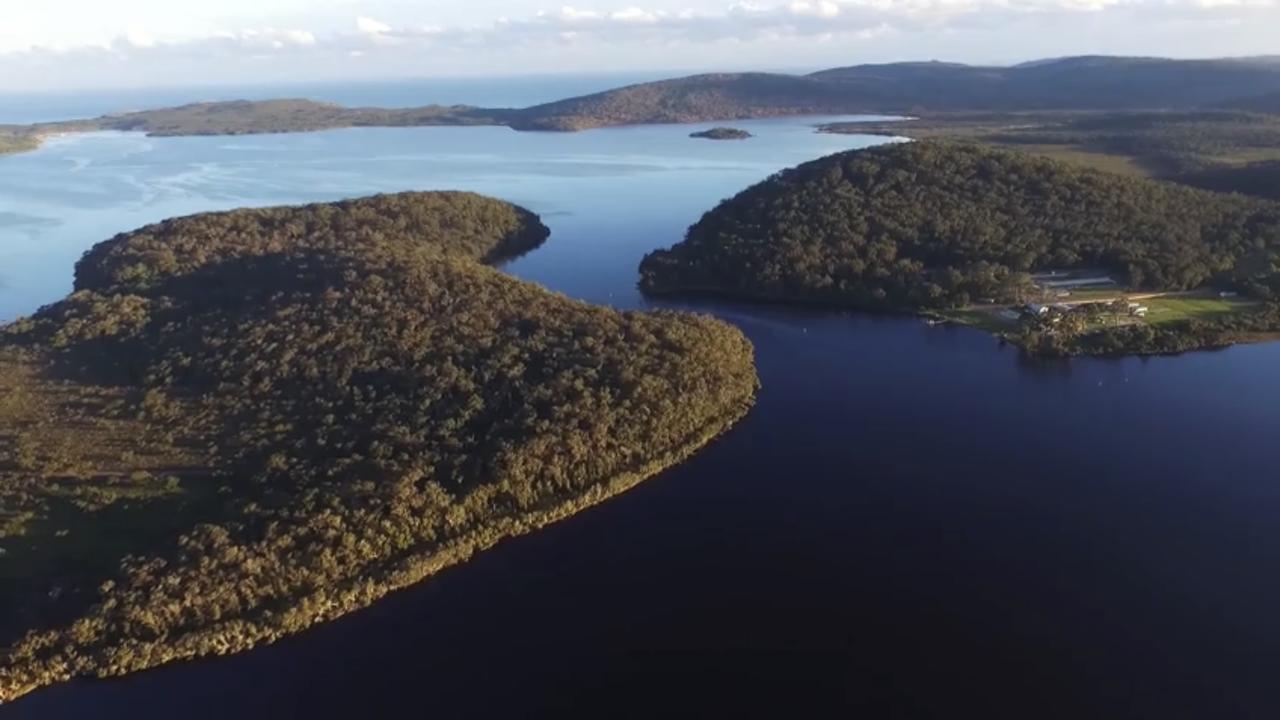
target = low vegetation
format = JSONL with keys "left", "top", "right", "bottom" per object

{"left": 0, "top": 130, "right": 39, "bottom": 156}
{"left": 640, "top": 141, "right": 1280, "bottom": 356}
{"left": 0, "top": 191, "right": 758, "bottom": 702}
{"left": 823, "top": 111, "right": 1280, "bottom": 199}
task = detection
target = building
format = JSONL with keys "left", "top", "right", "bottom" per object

{"left": 1034, "top": 278, "right": 1116, "bottom": 288}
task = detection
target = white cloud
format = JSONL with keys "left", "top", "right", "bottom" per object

{"left": 8, "top": 1, "right": 1278, "bottom": 59}
{"left": 3, "top": 0, "right": 1280, "bottom": 91}
{"left": 789, "top": 1, "right": 842, "bottom": 18}
{"left": 356, "top": 16, "right": 393, "bottom": 35}
{"left": 611, "top": 6, "right": 661, "bottom": 22}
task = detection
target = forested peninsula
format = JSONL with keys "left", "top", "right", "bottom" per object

{"left": 6, "top": 56, "right": 1280, "bottom": 156}
{"left": 0, "top": 192, "right": 758, "bottom": 702}
{"left": 639, "top": 141, "right": 1280, "bottom": 356}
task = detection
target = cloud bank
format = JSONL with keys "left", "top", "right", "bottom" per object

{"left": 2, "top": 1, "right": 1278, "bottom": 91}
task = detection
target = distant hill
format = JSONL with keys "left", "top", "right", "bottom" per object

{"left": 1225, "top": 91, "right": 1280, "bottom": 114}
{"left": 506, "top": 73, "right": 861, "bottom": 131}
{"left": 512, "top": 57, "right": 1280, "bottom": 130}
{"left": 808, "top": 57, "right": 1280, "bottom": 111}
{"left": 38, "top": 99, "right": 501, "bottom": 137}
{"left": 11, "top": 56, "right": 1280, "bottom": 145}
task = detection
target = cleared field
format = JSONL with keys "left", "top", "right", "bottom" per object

{"left": 1053, "top": 287, "right": 1126, "bottom": 303}
{"left": 1001, "top": 143, "right": 1150, "bottom": 177}
{"left": 1143, "top": 296, "right": 1259, "bottom": 324}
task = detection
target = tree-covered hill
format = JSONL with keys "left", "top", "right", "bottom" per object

{"left": 640, "top": 141, "right": 1280, "bottom": 310}
{"left": 0, "top": 192, "right": 758, "bottom": 702}
{"left": 506, "top": 73, "right": 861, "bottom": 131}
{"left": 10, "top": 56, "right": 1280, "bottom": 150}
{"left": 811, "top": 57, "right": 1280, "bottom": 111}
{"left": 37, "top": 99, "right": 502, "bottom": 138}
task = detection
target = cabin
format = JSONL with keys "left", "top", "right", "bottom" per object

{"left": 1037, "top": 276, "right": 1116, "bottom": 289}
{"left": 1025, "top": 303, "right": 1049, "bottom": 316}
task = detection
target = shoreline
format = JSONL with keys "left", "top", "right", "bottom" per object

{"left": 0, "top": 111, "right": 904, "bottom": 160}
{"left": 641, "top": 284, "right": 1280, "bottom": 358}
{"left": 1, "top": 395, "right": 757, "bottom": 705}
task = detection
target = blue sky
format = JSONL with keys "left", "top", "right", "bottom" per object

{"left": 2, "top": 0, "right": 1278, "bottom": 91}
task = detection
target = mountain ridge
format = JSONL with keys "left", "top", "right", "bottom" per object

{"left": 6, "top": 55, "right": 1280, "bottom": 153}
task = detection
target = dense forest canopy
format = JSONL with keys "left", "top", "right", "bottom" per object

{"left": 640, "top": 141, "right": 1280, "bottom": 310}
{"left": 0, "top": 192, "right": 757, "bottom": 702}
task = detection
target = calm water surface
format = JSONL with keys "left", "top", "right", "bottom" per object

{"left": 3, "top": 114, "right": 1280, "bottom": 719}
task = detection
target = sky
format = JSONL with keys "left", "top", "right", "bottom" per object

{"left": 0, "top": 0, "right": 1278, "bottom": 92}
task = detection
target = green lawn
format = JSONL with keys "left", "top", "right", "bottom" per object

{"left": 1142, "top": 296, "right": 1259, "bottom": 325}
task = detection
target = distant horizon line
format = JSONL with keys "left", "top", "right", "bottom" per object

{"left": 4, "top": 52, "right": 1280, "bottom": 97}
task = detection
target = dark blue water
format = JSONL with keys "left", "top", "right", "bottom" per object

{"left": 3, "top": 111, "right": 1280, "bottom": 718}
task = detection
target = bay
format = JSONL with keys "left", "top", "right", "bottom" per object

{"left": 3, "top": 109, "right": 1280, "bottom": 718}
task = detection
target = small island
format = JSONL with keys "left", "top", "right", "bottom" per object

{"left": 640, "top": 141, "right": 1280, "bottom": 357}
{"left": 0, "top": 192, "right": 758, "bottom": 702}
{"left": 690, "top": 127, "right": 753, "bottom": 140}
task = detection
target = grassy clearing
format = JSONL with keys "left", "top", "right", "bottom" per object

{"left": 1000, "top": 143, "right": 1150, "bottom": 177}
{"left": 1142, "top": 296, "right": 1260, "bottom": 324}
